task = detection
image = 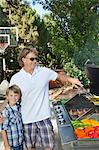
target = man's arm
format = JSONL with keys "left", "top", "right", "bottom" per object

{"left": 0, "top": 99, "right": 8, "bottom": 113}
{"left": 0, "top": 115, "right": 5, "bottom": 124}
{"left": 0, "top": 99, "right": 8, "bottom": 124}
{"left": 2, "top": 130, "right": 12, "bottom": 150}
{"left": 57, "top": 73, "right": 83, "bottom": 87}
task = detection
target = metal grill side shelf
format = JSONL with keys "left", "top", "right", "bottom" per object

{"left": 52, "top": 101, "right": 77, "bottom": 145}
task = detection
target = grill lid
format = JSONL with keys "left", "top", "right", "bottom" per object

{"left": 64, "top": 94, "right": 95, "bottom": 109}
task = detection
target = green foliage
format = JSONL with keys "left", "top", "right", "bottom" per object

{"left": 63, "top": 60, "right": 90, "bottom": 87}
{"left": 0, "top": 0, "right": 42, "bottom": 73}
{"left": 0, "top": 0, "right": 98, "bottom": 75}
{"left": 8, "top": 5, "right": 39, "bottom": 46}
{"left": 0, "top": 5, "right": 9, "bottom": 26}
{"left": 70, "top": 0, "right": 99, "bottom": 67}
{"left": 42, "top": 14, "right": 71, "bottom": 68}
{"left": 5, "top": 47, "right": 20, "bottom": 70}
{"left": 37, "top": 19, "right": 53, "bottom": 67}
{"left": 38, "top": 0, "right": 99, "bottom": 69}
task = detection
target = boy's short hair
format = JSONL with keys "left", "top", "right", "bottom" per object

{"left": 0, "top": 85, "right": 21, "bottom": 112}
{"left": 6, "top": 85, "right": 22, "bottom": 98}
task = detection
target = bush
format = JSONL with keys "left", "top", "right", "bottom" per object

{"left": 63, "top": 60, "right": 90, "bottom": 88}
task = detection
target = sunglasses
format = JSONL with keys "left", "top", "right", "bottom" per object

{"left": 25, "top": 57, "right": 38, "bottom": 61}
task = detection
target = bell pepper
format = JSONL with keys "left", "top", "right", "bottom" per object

{"left": 94, "top": 126, "right": 99, "bottom": 130}
{"left": 94, "top": 126, "right": 99, "bottom": 135}
{"left": 89, "top": 133, "right": 99, "bottom": 138}
{"left": 88, "top": 130, "right": 95, "bottom": 137}
{"left": 71, "top": 120, "right": 85, "bottom": 129}
{"left": 84, "top": 126, "right": 94, "bottom": 134}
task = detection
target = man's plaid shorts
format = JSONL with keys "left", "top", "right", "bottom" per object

{"left": 24, "top": 118, "right": 55, "bottom": 149}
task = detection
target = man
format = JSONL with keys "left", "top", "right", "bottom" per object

{"left": 9, "top": 47, "right": 82, "bottom": 150}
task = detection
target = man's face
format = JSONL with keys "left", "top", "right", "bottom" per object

{"left": 22, "top": 52, "right": 38, "bottom": 70}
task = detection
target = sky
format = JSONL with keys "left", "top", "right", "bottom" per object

{"left": 25, "top": 0, "right": 47, "bottom": 17}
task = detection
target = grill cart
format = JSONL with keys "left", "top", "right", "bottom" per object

{"left": 52, "top": 94, "right": 99, "bottom": 150}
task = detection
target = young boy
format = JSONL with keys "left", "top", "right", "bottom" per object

{"left": 1, "top": 85, "right": 23, "bottom": 150}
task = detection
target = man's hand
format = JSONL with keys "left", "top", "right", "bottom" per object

{"left": 5, "top": 145, "right": 12, "bottom": 150}
{"left": 69, "top": 77, "right": 83, "bottom": 87}
{"left": 0, "top": 115, "right": 5, "bottom": 124}
{"left": 57, "top": 73, "right": 83, "bottom": 87}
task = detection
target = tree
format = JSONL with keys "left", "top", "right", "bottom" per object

{"left": 0, "top": 5, "right": 9, "bottom": 26}
{"left": 1, "top": 0, "right": 41, "bottom": 72}
{"left": 37, "top": 0, "right": 99, "bottom": 68}
{"left": 4, "top": 1, "right": 39, "bottom": 46}
{"left": 43, "top": 14, "right": 71, "bottom": 68}
{"left": 71, "top": 0, "right": 99, "bottom": 67}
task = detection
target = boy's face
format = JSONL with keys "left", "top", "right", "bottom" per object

{"left": 6, "top": 90, "right": 20, "bottom": 106}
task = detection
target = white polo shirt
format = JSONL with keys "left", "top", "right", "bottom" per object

{"left": 10, "top": 66, "right": 58, "bottom": 124}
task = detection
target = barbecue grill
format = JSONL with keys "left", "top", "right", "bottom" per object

{"left": 52, "top": 94, "right": 99, "bottom": 150}
{"left": 85, "top": 64, "right": 99, "bottom": 95}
